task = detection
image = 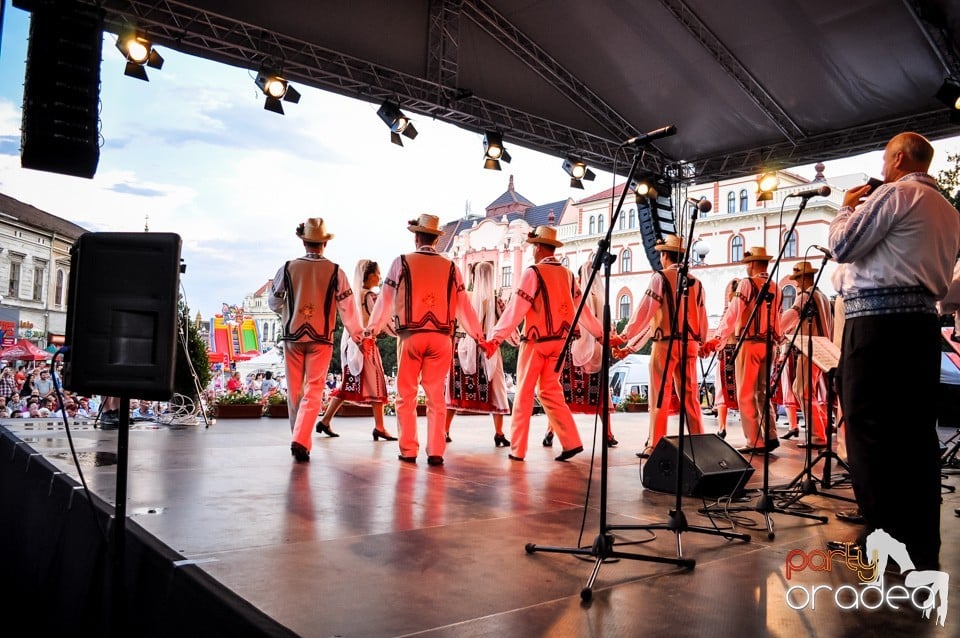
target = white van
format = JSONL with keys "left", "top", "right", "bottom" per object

{"left": 608, "top": 353, "right": 716, "bottom": 405}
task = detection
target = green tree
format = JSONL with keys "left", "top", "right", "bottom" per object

{"left": 174, "top": 296, "right": 211, "bottom": 403}
{"left": 936, "top": 152, "right": 960, "bottom": 209}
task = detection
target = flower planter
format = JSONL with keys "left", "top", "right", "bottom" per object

{"left": 214, "top": 404, "right": 264, "bottom": 418}
{"left": 622, "top": 403, "right": 649, "bottom": 413}
{"left": 265, "top": 404, "right": 289, "bottom": 418}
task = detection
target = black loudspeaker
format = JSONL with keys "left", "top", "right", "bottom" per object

{"left": 641, "top": 434, "right": 754, "bottom": 497}
{"left": 63, "top": 233, "right": 182, "bottom": 400}
{"left": 16, "top": 0, "right": 103, "bottom": 178}
{"left": 636, "top": 174, "right": 677, "bottom": 272}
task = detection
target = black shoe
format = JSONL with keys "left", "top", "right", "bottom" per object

{"left": 427, "top": 456, "right": 444, "bottom": 466}
{"left": 542, "top": 431, "right": 554, "bottom": 447}
{"left": 781, "top": 429, "right": 800, "bottom": 440}
{"left": 835, "top": 510, "right": 865, "bottom": 524}
{"left": 607, "top": 436, "right": 618, "bottom": 447}
{"left": 736, "top": 445, "right": 761, "bottom": 454}
{"left": 445, "top": 433, "right": 452, "bottom": 443}
{"left": 765, "top": 438, "right": 780, "bottom": 452}
{"left": 372, "top": 428, "right": 397, "bottom": 441}
{"left": 494, "top": 433, "right": 510, "bottom": 447}
{"left": 508, "top": 454, "right": 524, "bottom": 462}
{"left": 636, "top": 446, "right": 654, "bottom": 459}
{"left": 718, "top": 429, "right": 727, "bottom": 440}
{"left": 316, "top": 422, "right": 339, "bottom": 437}
{"left": 398, "top": 455, "right": 417, "bottom": 464}
{"left": 555, "top": 446, "right": 583, "bottom": 462}
{"left": 291, "top": 442, "right": 310, "bottom": 463}
{"left": 797, "top": 440, "right": 827, "bottom": 449}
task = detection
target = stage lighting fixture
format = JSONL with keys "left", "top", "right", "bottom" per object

{"left": 936, "top": 79, "right": 960, "bottom": 110}
{"left": 377, "top": 100, "right": 418, "bottom": 146}
{"left": 563, "top": 157, "right": 596, "bottom": 189}
{"left": 255, "top": 70, "right": 301, "bottom": 115}
{"left": 757, "top": 171, "right": 779, "bottom": 202}
{"left": 483, "top": 131, "right": 511, "bottom": 170}
{"left": 632, "top": 178, "right": 658, "bottom": 200}
{"left": 115, "top": 32, "right": 163, "bottom": 82}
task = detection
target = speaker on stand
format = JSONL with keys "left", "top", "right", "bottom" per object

{"left": 62, "top": 231, "right": 182, "bottom": 636}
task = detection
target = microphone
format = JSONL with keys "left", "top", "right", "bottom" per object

{"left": 621, "top": 125, "right": 677, "bottom": 147}
{"left": 686, "top": 197, "right": 712, "bottom": 213}
{"left": 787, "top": 184, "right": 831, "bottom": 199}
{"left": 811, "top": 245, "right": 833, "bottom": 259}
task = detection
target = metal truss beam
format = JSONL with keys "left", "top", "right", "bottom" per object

{"left": 903, "top": 0, "right": 960, "bottom": 77}
{"left": 427, "top": 0, "right": 463, "bottom": 104}
{"left": 659, "top": 0, "right": 805, "bottom": 143}
{"left": 77, "top": 0, "right": 667, "bottom": 178}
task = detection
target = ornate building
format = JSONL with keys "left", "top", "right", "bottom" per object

{"left": 0, "top": 193, "right": 87, "bottom": 350}
{"left": 242, "top": 281, "right": 280, "bottom": 351}
{"left": 441, "top": 166, "right": 860, "bottom": 325}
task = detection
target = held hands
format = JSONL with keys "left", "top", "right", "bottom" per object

{"left": 611, "top": 347, "right": 630, "bottom": 361}
{"left": 700, "top": 338, "right": 720, "bottom": 357}
{"left": 480, "top": 339, "right": 499, "bottom": 358}
{"left": 609, "top": 332, "right": 626, "bottom": 348}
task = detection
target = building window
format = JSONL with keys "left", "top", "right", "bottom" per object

{"left": 619, "top": 294, "right": 631, "bottom": 320}
{"left": 55, "top": 269, "right": 64, "bottom": 306}
{"left": 620, "top": 249, "right": 632, "bottom": 273}
{"left": 598, "top": 214, "right": 605, "bottom": 234}
{"left": 619, "top": 211, "right": 627, "bottom": 230}
{"left": 739, "top": 189, "right": 749, "bottom": 211}
{"left": 629, "top": 208, "right": 636, "bottom": 229}
{"left": 589, "top": 215, "right": 596, "bottom": 235}
{"left": 501, "top": 265, "right": 512, "bottom": 288}
{"left": 561, "top": 257, "right": 569, "bottom": 267}
{"left": 730, "top": 235, "right": 744, "bottom": 263}
{"left": 8, "top": 261, "right": 20, "bottom": 297}
{"left": 783, "top": 230, "right": 798, "bottom": 258}
{"left": 782, "top": 284, "right": 797, "bottom": 312}
{"left": 727, "top": 191, "right": 736, "bottom": 213}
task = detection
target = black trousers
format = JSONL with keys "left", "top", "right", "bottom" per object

{"left": 839, "top": 312, "right": 942, "bottom": 570}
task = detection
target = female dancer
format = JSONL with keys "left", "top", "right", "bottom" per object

{"left": 545, "top": 263, "right": 616, "bottom": 446}
{"left": 445, "top": 262, "right": 513, "bottom": 447}
{"left": 713, "top": 278, "right": 740, "bottom": 439}
{"left": 316, "top": 259, "right": 396, "bottom": 440}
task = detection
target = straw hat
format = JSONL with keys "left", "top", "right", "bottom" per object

{"left": 407, "top": 213, "right": 445, "bottom": 235}
{"left": 742, "top": 246, "right": 772, "bottom": 262}
{"left": 789, "top": 260, "right": 818, "bottom": 280}
{"left": 296, "top": 217, "right": 334, "bottom": 242}
{"left": 654, "top": 234, "right": 685, "bottom": 254}
{"left": 526, "top": 225, "right": 563, "bottom": 247}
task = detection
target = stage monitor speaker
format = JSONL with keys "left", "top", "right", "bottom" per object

{"left": 17, "top": 0, "right": 103, "bottom": 178}
{"left": 63, "top": 233, "right": 182, "bottom": 400}
{"left": 636, "top": 175, "right": 676, "bottom": 272}
{"left": 641, "top": 434, "right": 754, "bottom": 497}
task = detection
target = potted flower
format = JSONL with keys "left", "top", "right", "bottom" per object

{"left": 264, "top": 392, "right": 288, "bottom": 418}
{"left": 214, "top": 391, "right": 264, "bottom": 418}
{"left": 618, "top": 391, "right": 649, "bottom": 413}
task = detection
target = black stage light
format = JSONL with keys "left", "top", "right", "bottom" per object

{"left": 116, "top": 32, "right": 163, "bottom": 81}
{"left": 563, "top": 157, "right": 596, "bottom": 189}
{"left": 377, "top": 99, "right": 418, "bottom": 146}
{"left": 757, "top": 171, "right": 779, "bottom": 202}
{"left": 255, "top": 70, "right": 301, "bottom": 115}
{"left": 483, "top": 131, "right": 511, "bottom": 170}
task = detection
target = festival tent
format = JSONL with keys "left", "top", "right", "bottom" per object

{"left": 0, "top": 340, "right": 51, "bottom": 362}
{"left": 235, "top": 348, "right": 284, "bottom": 380}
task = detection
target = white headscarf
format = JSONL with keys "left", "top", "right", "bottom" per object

{"left": 457, "top": 262, "right": 496, "bottom": 376}
{"left": 341, "top": 259, "right": 371, "bottom": 373}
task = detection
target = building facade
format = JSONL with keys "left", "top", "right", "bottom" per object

{"left": 0, "top": 193, "right": 87, "bottom": 350}
{"left": 440, "top": 166, "right": 860, "bottom": 326}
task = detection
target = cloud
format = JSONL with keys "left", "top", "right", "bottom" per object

{"left": 107, "top": 183, "right": 169, "bottom": 197}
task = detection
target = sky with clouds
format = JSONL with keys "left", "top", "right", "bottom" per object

{"left": 1, "top": 2, "right": 958, "bottom": 321}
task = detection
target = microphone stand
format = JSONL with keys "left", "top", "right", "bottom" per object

{"left": 709, "top": 194, "right": 828, "bottom": 539}
{"left": 772, "top": 253, "right": 855, "bottom": 503}
{"left": 525, "top": 150, "right": 747, "bottom": 603}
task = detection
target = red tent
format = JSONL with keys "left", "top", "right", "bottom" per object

{"left": 0, "top": 341, "right": 50, "bottom": 361}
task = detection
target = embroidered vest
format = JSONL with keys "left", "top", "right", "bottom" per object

{"left": 280, "top": 258, "right": 340, "bottom": 343}
{"left": 393, "top": 252, "right": 457, "bottom": 334}
{"left": 736, "top": 275, "right": 775, "bottom": 340}
{"left": 651, "top": 269, "right": 706, "bottom": 342}
{"left": 521, "top": 263, "right": 576, "bottom": 342}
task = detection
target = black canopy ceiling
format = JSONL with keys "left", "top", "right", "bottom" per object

{"left": 52, "top": 0, "right": 960, "bottom": 181}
